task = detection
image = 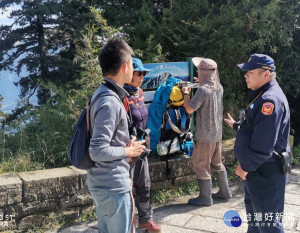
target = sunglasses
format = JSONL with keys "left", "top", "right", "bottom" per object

{"left": 135, "top": 71, "right": 148, "bottom": 77}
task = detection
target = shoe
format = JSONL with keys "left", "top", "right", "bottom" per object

{"left": 188, "top": 179, "right": 213, "bottom": 206}
{"left": 212, "top": 170, "right": 232, "bottom": 200}
{"left": 138, "top": 220, "right": 162, "bottom": 233}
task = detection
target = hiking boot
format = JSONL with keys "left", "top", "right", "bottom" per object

{"left": 138, "top": 220, "right": 162, "bottom": 232}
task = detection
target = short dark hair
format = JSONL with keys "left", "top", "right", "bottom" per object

{"left": 99, "top": 38, "right": 133, "bottom": 76}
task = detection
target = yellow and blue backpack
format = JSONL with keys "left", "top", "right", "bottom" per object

{"left": 147, "top": 77, "right": 191, "bottom": 156}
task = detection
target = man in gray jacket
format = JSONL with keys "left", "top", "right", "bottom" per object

{"left": 88, "top": 38, "right": 145, "bottom": 233}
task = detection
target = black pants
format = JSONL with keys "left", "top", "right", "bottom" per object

{"left": 129, "top": 157, "right": 153, "bottom": 223}
{"left": 244, "top": 160, "right": 286, "bottom": 233}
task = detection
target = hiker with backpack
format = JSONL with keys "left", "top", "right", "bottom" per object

{"left": 87, "top": 39, "right": 145, "bottom": 233}
{"left": 124, "top": 57, "right": 162, "bottom": 233}
{"left": 181, "top": 57, "right": 232, "bottom": 206}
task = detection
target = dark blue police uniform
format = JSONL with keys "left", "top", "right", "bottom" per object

{"left": 234, "top": 79, "right": 290, "bottom": 233}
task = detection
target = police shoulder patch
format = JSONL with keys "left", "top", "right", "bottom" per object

{"left": 261, "top": 102, "right": 274, "bottom": 115}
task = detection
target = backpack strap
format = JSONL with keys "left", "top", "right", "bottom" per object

{"left": 88, "top": 81, "right": 133, "bottom": 134}
{"left": 123, "top": 96, "right": 130, "bottom": 113}
{"left": 102, "top": 81, "right": 133, "bottom": 126}
{"left": 161, "top": 110, "right": 169, "bottom": 131}
{"left": 179, "top": 107, "right": 187, "bottom": 129}
{"left": 86, "top": 92, "right": 104, "bottom": 134}
{"left": 86, "top": 82, "right": 118, "bottom": 134}
{"left": 166, "top": 108, "right": 189, "bottom": 135}
{"left": 166, "top": 138, "right": 174, "bottom": 155}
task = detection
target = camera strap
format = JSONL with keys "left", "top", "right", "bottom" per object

{"left": 246, "top": 91, "right": 264, "bottom": 110}
{"left": 235, "top": 91, "right": 264, "bottom": 130}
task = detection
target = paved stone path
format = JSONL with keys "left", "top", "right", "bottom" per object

{"left": 58, "top": 167, "right": 300, "bottom": 233}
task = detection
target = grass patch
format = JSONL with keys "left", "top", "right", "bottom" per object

{"left": 0, "top": 153, "right": 44, "bottom": 174}
{"left": 150, "top": 162, "right": 240, "bottom": 204}
{"left": 292, "top": 144, "right": 300, "bottom": 165}
{"left": 150, "top": 180, "right": 199, "bottom": 203}
{"left": 79, "top": 211, "right": 96, "bottom": 222}
{"left": 224, "top": 162, "right": 240, "bottom": 182}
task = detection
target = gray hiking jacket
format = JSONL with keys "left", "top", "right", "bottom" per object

{"left": 87, "top": 78, "right": 131, "bottom": 193}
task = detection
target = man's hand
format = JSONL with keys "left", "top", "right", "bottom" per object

{"left": 181, "top": 86, "right": 195, "bottom": 114}
{"left": 181, "top": 86, "right": 191, "bottom": 94}
{"left": 224, "top": 113, "right": 236, "bottom": 129}
{"left": 125, "top": 136, "right": 146, "bottom": 157}
{"left": 235, "top": 164, "right": 248, "bottom": 180}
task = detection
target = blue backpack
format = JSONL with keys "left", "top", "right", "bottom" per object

{"left": 147, "top": 77, "right": 180, "bottom": 153}
{"left": 163, "top": 106, "right": 190, "bottom": 134}
{"left": 68, "top": 82, "right": 120, "bottom": 169}
{"left": 147, "top": 77, "right": 191, "bottom": 155}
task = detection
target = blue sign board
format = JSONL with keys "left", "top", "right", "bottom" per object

{"left": 142, "top": 62, "right": 190, "bottom": 89}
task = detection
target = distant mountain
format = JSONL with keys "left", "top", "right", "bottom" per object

{"left": 142, "top": 72, "right": 172, "bottom": 89}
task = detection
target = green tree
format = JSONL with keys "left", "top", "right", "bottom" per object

{"left": 272, "top": 0, "right": 300, "bottom": 143}
{"left": 96, "top": 0, "right": 299, "bottom": 140}
{"left": 0, "top": 7, "right": 118, "bottom": 171}
{"left": 0, "top": 0, "right": 96, "bottom": 107}
{"left": 1, "top": 0, "right": 61, "bottom": 104}
{"left": 0, "top": 95, "right": 7, "bottom": 163}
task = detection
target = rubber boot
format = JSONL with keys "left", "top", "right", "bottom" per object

{"left": 188, "top": 179, "right": 213, "bottom": 206}
{"left": 212, "top": 170, "right": 232, "bottom": 200}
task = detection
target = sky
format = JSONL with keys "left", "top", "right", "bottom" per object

{"left": 0, "top": 5, "right": 23, "bottom": 113}
{"left": 0, "top": 70, "right": 21, "bottom": 113}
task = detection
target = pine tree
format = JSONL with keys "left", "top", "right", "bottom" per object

{"left": 1, "top": 0, "right": 58, "bottom": 104}
{"left": 0, "top": 0, "right": 95, "bottom": 106}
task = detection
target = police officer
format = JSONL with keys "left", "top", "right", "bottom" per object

{"left": 225, "top": 54, "right": 290, "bottom": 233}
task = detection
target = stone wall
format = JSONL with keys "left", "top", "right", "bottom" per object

{"left": 0, "top": 138, "right": 238, "bottom": 231}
